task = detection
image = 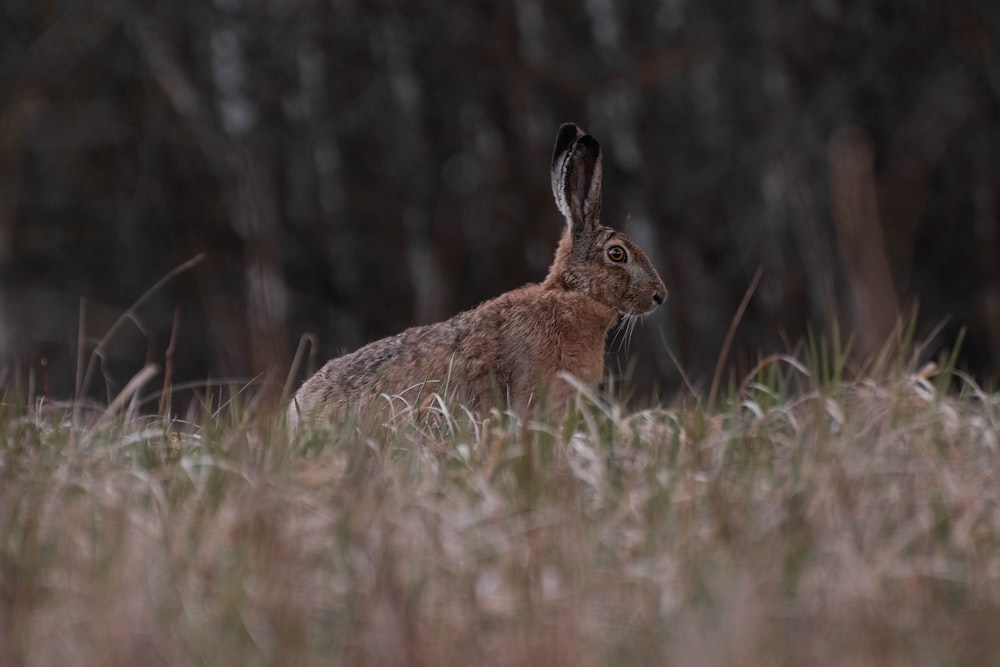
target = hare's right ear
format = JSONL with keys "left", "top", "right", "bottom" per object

{"left": 551, "top": 123, "right": 603, "bottom": 240}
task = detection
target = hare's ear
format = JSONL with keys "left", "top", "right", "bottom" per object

{"left": 551, "top": 123, "right": 584, "bottom": 217}
{"left": 551, "top": 124, "right": 602, "bottom": 239}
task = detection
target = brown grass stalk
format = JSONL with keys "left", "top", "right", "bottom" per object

{"left": 159, "top": 306, "right": 181, "bottom": 415}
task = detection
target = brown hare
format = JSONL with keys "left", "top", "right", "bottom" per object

{"left": 289, "top": 123, "right": 666, "bottom": 428}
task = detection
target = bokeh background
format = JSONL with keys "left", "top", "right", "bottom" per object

{"left": 2, "top": 1, "right": 998, "bottom": 407}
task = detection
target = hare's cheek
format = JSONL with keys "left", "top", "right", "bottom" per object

{"left": 624, "top": 264, "right": 647, "bottom": 287}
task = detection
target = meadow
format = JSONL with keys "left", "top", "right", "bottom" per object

{"left": 3, "top": 335, "right": 1000, "bottom": 666}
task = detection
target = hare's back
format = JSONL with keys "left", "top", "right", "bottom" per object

{"left": 292, "top": 283, "right": 618, "bottom": 423}
{"left": 292, "top": 318, "right": 467, "bottom": 419}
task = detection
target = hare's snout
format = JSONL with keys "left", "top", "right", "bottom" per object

{"left": 645, "top": 288, "right": 667, "bottom": 313}
{"left": 625, "top": 284, "right": 667, "bottom": 316}
{"left": 644, "top": 277, "right": 668, "bottom": 312}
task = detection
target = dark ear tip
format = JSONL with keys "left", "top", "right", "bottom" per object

{"left": 557, "top": 122, "right": 581, "bottom": 137}
{"left": 552, "top": 123, "right": 584, "bottom": 167}
{"left": 575, "top": 134, "right": 601, "bottom": 154}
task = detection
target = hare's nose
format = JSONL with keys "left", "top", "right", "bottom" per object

{"left": 652, "top": 291, "right": 666, "bottom": 307}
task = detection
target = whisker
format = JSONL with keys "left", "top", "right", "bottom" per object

{"left": 625, "top": 314, "right": 637, "bottom": 355}
{"left": 615, "top": 313, "right": 637, "bottom": 356}
{"left": 610, "top": 316, "right": 628, "bottom": 351}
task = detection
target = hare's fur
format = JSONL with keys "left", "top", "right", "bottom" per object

{"left": 290, "top": 123, "right": 666, "bottom": 427}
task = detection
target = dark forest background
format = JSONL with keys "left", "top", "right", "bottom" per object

{"left": 2, "top": 0, "right": 999, "bottom": 409}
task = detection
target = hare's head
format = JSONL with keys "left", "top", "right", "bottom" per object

{"left": 547, "top": 123, "right": 667, "bottom": 316}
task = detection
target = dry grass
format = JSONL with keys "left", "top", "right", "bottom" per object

{"left": 3, "top": 362, "right": 1000, "bottom": 666}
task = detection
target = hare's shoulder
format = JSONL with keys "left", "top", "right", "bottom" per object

{"left": 474, "top": 283, "right": 617, "bottom": 330}
{"left": 464, "top": 284, "right": 617, "bottom": 389}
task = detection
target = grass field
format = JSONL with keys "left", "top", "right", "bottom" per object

{"left": 3, "top": 347, "right": 1000, "bottom": 666}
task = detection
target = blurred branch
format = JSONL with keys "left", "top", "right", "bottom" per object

{"left": 80, "top": 254, "right": 205, "bottom": 402}
{"left": 1, "top": 1, "right": 118, "bottom": 94}
{"left": 131, "top": 19, "right": 226, "bottom": 173}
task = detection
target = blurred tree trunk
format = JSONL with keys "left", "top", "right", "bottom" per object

{"left": 134, "top": 8, "right": 290, "bottom": 393}
{"left": 0, "top": 99, "right": 34, "bottom": 387}
{"left": 209, "top": 5, "right": 289, "bottom": 393}
{"left": 829, "top": 127, "right": 900, "bottom": 360}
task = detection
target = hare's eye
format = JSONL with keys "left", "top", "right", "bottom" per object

{"left": 606, "top": 245, "right": 627, "bottom": 263}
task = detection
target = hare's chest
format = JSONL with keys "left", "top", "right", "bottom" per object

{"left": 476, "top": 288, "right": 614, "bottom": 391}
{"left": 537, "top": 298, "right": 614, "bottom": 385}
{"left": 550, "top": 327, "right": 606, "bottom": 385}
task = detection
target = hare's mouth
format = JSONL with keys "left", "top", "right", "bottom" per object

{"left": 619, "top": 297, "right": 663, "bottom": 317}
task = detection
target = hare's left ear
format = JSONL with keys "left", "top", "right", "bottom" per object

{"left": 551, "top": 124, "right": 603, "bottom": 240}
{"left": 551, "top": 123, "right": 583, "bottom": 217}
